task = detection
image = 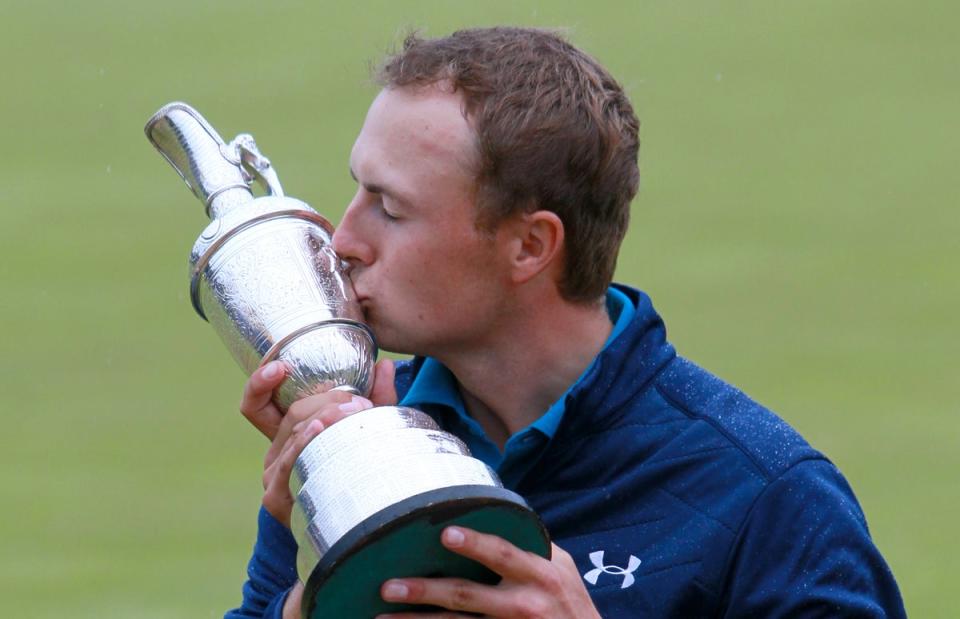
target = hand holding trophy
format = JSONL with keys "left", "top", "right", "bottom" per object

{"left": 144, "top": 103, "right": 549, "bottom": 617}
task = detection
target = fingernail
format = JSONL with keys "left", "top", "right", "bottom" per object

{"left": 338, "top": 396, "right": 372, "bottom": 414}
{"left": 443, "top": 526, "right": 465, "bottom": 547}
{"left": 261, "top": 361, "right": 283, "bottom": 379}
{"left": 382, "top": 580, "right": 409, "bottom": 601}
{"left": 307, "top": 419, "right": 324, "bottom": 435}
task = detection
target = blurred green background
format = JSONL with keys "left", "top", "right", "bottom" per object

{"left": 1, "top": 1, "right": 955, "bottom": 616}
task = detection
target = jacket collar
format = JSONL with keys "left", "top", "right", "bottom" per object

{"left": 395, "top": 284, "right": 675, "bottom": 440}
{"left": 551, "top": 284, "right": 676, "bottom": 443}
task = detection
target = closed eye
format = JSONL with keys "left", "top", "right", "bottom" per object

{"left": 379, "top": 198, "right": 400, "bottom": 221}
{"left": 349, "top": 166, "right": 408, "bottom": 221}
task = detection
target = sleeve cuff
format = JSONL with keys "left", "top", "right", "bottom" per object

{"left": 224, "top": 506, "right": 299, "bottom": 618}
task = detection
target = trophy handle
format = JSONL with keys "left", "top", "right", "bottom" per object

{"left": 232, "top": 133, "right": 285, "bottom": 198}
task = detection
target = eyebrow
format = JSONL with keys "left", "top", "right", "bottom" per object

{"left": 349, "top": 166, "right": 409, "bottom": 207}
{"left": 349, "top": 166, "right": 381, "bottom": 194}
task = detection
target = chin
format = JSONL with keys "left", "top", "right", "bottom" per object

{"left": 362, "top": 309, "right": 429, "bottom": 356}
{"left": 363, "top": 320, "right": 398, "bottom": 353}
{"left": 372, "top": 334, "right": 414, "bottom": 356}
{"left": 368, "top": 327, "right": 420, "bottom": 357}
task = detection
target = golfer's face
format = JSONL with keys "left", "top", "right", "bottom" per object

{"left": 333, "top": 86, "right": 513, "bottom": 357}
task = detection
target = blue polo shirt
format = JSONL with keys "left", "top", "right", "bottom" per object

{"left": 399, "top": 287, "right": 635, "bottom": 487}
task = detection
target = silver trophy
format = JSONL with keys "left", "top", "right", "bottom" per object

{"left": 145, "top": 102, "right": 549, "bottom": 617}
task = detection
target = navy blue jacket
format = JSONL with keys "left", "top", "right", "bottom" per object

{"left": 227, "top": 285, "right": 905, "bottom": 617}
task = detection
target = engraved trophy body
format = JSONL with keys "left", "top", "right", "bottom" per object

{"left": 145, "top": 102, "right": 549, "bottom": 617}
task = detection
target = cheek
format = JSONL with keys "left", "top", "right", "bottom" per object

{"left": 374, "top": 247, "right": 435, "bottom": 313}
{"left": 380, "top": 226, "right": 495, "bottom": 307}
{"left": 393, "top": 235, "right": 445, "bottom": 279}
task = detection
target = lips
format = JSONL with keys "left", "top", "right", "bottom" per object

{"left": 352, "top": 290, "right": 372, "bottom": 318}
{"left": 351, "top": 282, "right": 368, "bottom": 304}
{"left": 357, "top": 300, "right": 373, "bottom": 324}
{"left": 345, "top": 271, "right": 365, "bottom": 303}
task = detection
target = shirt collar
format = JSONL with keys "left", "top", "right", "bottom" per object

{"left": 527, "top": 286, "right": 634, "bottom": 439}
{"left": 399, "top": 287, "right": 635, "bottom": 441}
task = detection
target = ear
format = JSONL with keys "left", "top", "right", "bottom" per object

{"left": 505, "top": 210, "right": 565, "bottom": 285}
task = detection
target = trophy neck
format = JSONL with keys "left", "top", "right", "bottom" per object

{"left": 145, "top": 102, "right": 254, "bottom": 219}
{"left": 207, "top": 187, "right": 255, "bottom": 220}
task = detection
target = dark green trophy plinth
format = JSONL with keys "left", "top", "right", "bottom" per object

{"left": 302, "top": 486, "right": 550, "bottom": 618}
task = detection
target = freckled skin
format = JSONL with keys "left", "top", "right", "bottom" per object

{"left": 333, "top": 86, "right": 514, "bottom": 359}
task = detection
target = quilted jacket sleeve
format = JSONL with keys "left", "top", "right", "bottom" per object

{"left": 720, "top": 458, "right": 906, "bottom": 618}
{"left": 224, "top": 506, "right": 298, "bottom": 619}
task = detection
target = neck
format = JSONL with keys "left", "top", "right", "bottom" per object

{"left": 436, "top": 290, "right": 613, "bottom": 449}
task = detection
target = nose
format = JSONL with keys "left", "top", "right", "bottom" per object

{"left": 332, "top": 190, "right": 374, "bottom": 267}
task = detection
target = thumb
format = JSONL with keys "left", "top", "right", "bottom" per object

{"left": 369, "top": 358, "right": 398, "bottom": 406}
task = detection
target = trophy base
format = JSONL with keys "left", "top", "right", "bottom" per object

{"left": 301, "top": 485, "right": 549, "bottom": 618}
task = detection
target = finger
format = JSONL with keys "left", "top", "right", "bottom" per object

{"left": 439, "top": 526, "right": 544, "bottom": 582}
{"left": 267, "top": 391, "right": 360, "bottom": 465}
{"left": 266, "top": 392, "right": 371, "bottom": 469}
{"left": 379, "top": 575, "right": 520, "bottom": 617}
{"left": 376, "top": 613, "right": 465, "bottom": 619}
{"left": 290, "top": 395, "right": 372, "bottom": 434}
{"left": 265, "top": 418, "right": 324, "bottom": 490}
{"left": 287, "top": 391, "right": 368, "bottom": 430}
{"left": 281, "top": 581, "right": 304, "bottom": 619}
{"left": 376, "top": 614, "right": 465, "bottom": 619}
{"left": 241, "top": 361, "right": 288, "bottom": 439}
{"left": 370, "top": 358, "right": 398, "bottom": 406}
{"left": 263, "top": 419, "right": 325, "bottom": 526}
{"left": 549, "top": 542, "right": 577, "bottom": 570}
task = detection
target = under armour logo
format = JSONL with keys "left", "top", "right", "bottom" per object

{"left": 583, "top": 550, "right": 642, "bottom": 589}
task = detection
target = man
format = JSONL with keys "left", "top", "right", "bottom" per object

{"left": 227, "top": 27, "right": 905, "bottom": 618}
